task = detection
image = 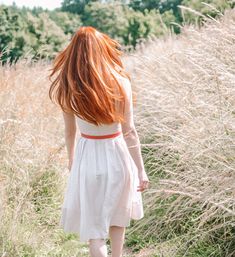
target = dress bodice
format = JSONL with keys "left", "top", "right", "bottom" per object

{"left": 74, "top": 69, "right": 146, "bottom": 175}
{"left": 76, "top": 116, "right": 121, "bottom": 136}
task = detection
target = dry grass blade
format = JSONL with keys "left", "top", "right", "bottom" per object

{"left": 125, "top": 8, "right": 235, "bottom": 257}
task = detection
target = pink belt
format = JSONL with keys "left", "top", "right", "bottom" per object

{"left": 80, "top": 131, "right": 122, "bottom": 139}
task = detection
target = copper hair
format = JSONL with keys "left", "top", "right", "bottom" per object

{"left": 49, "top": 26, "right": 132, "bottom": 125}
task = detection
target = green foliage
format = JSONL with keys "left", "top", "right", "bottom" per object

{"left": 129, "top": 0, "right": 184, "bottom": 25}
{"left": 0, "top": 6, "right": 29, "bottom": 62}
{"left": 82, "top": 2, "right": 177, "bottom": 48}
{"left": 0, "top": 0, "right": 233, "bottom": 63}
{"left": 129, "top": 0, "right": 183, "bottom": 14}
{"left": 82, "top": 2, "right": 127, "bottom": 42}
{"left": 181, "top": 0, "right": 234, "bottom": 25}
{"left": 26, "top": 12, "right": 68, "bottom": 59}
{"left": 123, "top": 9, "right": 169, "bottom": 47}
{"left": 0, "top": 5, "right": 81, "bottom": 63}
{"left": 61, "top": 0, "right": 97, "bottom": 14}
{"left": 49, "top": 11, "right": 82, "bottom": 35}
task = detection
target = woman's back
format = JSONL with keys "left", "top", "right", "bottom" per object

{"left": 49, "top": 26, "right": 149, "bottom": 254}
{"left": 76, "top": 71, "right": 127, "bottom": 136}
{"left": 59, "top": 69, "right": 145, "bottom": 242}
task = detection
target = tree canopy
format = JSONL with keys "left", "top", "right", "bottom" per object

{"left": 0, "top": 0, "right": 233, "bottom": 63}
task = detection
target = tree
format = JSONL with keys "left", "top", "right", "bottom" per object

{"left": 49, "top": 11, "right": 82, "bottom": 35}
{"left": 123, "top": 8, "right": 177, "bottom": 47}
{"left": 129, "top": 0, "right": 184, "bottom": 23}
{"left": 26, "top": 12, "right": 69, "bottom": 58}
{"left": 0, "top": 6, "right": 28, "bottom": 62}
{"left": 82, "top": 2, "right": 127, "bottom": 42}
{"left": 0, "top": 5, "right": 70, "bottom": 63}
{"left": 61, "top": 0, "right": 97, "bottom": 15}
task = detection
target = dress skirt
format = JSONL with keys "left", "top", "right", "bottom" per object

{"left": 59, "top": 132, "right": 144, "bottom": 242}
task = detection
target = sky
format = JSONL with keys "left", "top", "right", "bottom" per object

{"left": 0, "top": 0, "right": 62, "bottom": 10}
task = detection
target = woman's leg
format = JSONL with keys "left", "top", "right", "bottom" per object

{"left": 88, "top": 239, "right": 108, "bottom": 257}
{"left": 109, "top": 226, "right": 125, "bottom": 257}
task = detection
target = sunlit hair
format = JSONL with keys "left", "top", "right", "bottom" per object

{"left": 49, "top": 26, "right": 131, "bottom": 126}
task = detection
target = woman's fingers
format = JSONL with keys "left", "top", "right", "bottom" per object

{"left": 137, "top": 180, "right": 150, "bottom": 192}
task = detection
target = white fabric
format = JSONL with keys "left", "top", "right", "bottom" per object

{"left": 59, "top": 72, "right": 145, "bottom": 242}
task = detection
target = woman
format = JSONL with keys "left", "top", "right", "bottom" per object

{"left": 49, "top": 26, "right": 149, "bottom": 257}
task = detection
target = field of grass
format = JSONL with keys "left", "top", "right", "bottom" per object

{"left": 0, "top": 8, "right": 235, "bottom": 257}
{"left": 124, "top": 8, "right": 235, "bottom": 257}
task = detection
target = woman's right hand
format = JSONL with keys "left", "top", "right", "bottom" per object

{"left": 68, "top": 159, "right": 73, "bottom": 172}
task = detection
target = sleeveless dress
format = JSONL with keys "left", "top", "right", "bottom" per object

{"left": 59, "top": 72, "right": 145, "bottom": 242}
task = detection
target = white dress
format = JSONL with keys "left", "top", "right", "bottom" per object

{"left": 59, "top": 72, "right": 145, "bottom": 242}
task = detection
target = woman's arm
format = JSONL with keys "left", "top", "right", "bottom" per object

{"left": 62, "top": 111, "right": 77, "bottom": 171}
{"left": 121, "top": 78, "right": 149, "bottom": 192}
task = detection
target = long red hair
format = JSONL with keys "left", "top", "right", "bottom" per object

{"left": 49, "top": 26, "right": 131, "bottom": 126}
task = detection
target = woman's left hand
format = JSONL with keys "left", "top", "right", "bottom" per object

{"left": 137, "top": 171, "right": 150, "bottom": 192}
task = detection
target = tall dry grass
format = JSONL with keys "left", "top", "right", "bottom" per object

{"left": 0, "top": 61, "right": 89, "bottom": 256}
{"left": 0, "top": 8, "right": 234, "bottom": 257}
{"left": 124, "top": 8, "right": 235, "bottom": 257}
